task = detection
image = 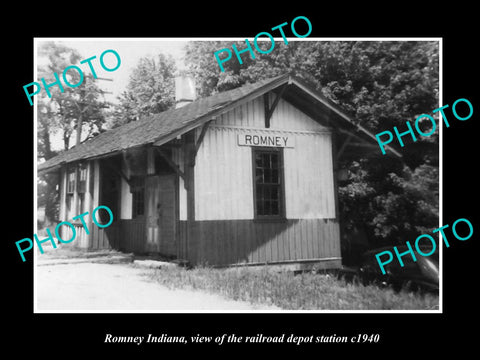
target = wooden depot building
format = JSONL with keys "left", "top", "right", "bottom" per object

{"left": 38, "top": 73, "right": 398, "bottom": 270}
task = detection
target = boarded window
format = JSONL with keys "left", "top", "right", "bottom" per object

{"left": 253, "top": 149, "right": 285, "bottom": 219}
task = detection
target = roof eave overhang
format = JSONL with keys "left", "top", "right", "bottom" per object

{"left": 38, "top": 73, "right": 401, "bottom": 174}
{"left": 153, "top": 74, "right": 292, "bottom": 147}
{"left": 288, "top": 78, "right": 402, "bottom": 159}
{"left": 153, "top": 74, "right": 401, "bottom": 158}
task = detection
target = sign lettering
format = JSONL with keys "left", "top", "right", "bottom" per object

{"left": 238, "top": 134, "right": 294, "bottom": 148}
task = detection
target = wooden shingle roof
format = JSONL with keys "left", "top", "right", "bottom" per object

{"left": 38, "top": 75, "right": 291, "bottom": 173}
{"left": 38, "top": 73, "right": 400, "bottom": 173}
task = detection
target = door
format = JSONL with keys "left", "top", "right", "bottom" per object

{"left": 145, "top": 174, "right": 177, "bottom": 256}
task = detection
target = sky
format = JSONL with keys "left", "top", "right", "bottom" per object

{"left": 36, "top": 38, "right": 192, "bottom": 105}
{"left": 35, "top": 38, "right": 201, "bottom": 151}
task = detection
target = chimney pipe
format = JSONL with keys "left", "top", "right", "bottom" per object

{"left": 175, "top": 74, "right": 196, "bottom": 109}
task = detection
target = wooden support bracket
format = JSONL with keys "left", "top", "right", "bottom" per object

{"left": 194, "top": 120, "right": 212, "bottom": 155}
{"left": 264, "top": 84, "right": 288, "bottom": 128}
{"left": 155, "top": 146, "right": 186, "bottom": 181}
{"left": 104, "top": 161, "right": 132, "bottom": 187}
{"left": 186, "top": 120, "right": 212, "bottom": 167}
{"left": 335, "top": 123, "right": 366, "bottom": 161}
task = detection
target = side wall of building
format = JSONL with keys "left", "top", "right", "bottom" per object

{"left": 179, "top": 93, "right": 341, "bottom": 267}
{"left": 57, "top": 159, "right": 121, "bottom": 251}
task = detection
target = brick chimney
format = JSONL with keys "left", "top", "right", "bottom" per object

{"left": 175, "top": 74, "right": 196, "bottom": 109}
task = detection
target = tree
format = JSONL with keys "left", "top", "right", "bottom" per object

{"left": 37, "top": 41, "right": 109, "bottom": 225}
{"left": 38, "top": 41, "right": 108, "bottom": 153}
{"left": 302, "top": 41, "right": 439, "bottom": 246}
{"left": 302, "top": 41, "right": 439, "bottom": 167}
{"left": 184, "top": 40, "right": 313, "bottom": 97}
{"left": 111, "top": 53, "right": 176, "bottom": 127}
{"left": 184, "top": 40, "right": 440, "bottom": 256}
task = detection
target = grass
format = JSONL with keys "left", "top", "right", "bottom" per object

{"left": 138, "top": 265, "right": 439, "bottom": 310}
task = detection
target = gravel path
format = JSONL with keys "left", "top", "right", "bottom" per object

{"left": 35, "top": 262, "right": 277, "bottom": 312}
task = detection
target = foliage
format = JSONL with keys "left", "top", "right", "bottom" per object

{"left": 340, "top": 160, "right": 439, "bottom": 246}
{"left": 37, "top": 41, "right": 108, "bottom": 154}
{"left": 185, "top": 40, "right": 439, "bottom": 250}
{"left": 185, "top": 41, "right": 313, "bottom": 96}
{"left": 371, "top": 164, "right": 439, "bottom": 239}
{"left": 302, "top": 41, "right": 439, "bottom": 168}
{"left": 37, "top": 173, "right": 59, "bottom": 226}
{"left": 306, "top": 41, "right": 439, "bottom": 245}
{"left": 111, "top": 54, "right": 176, "bottom": 127}
{"left": 37, "top": 41, "right": 109, "bottom": 223}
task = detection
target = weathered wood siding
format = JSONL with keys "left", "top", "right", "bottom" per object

{"left": 144, "top": 175, "right": 177, "bottom": 256}
{"left": 269, "top": 95, "right": 326, "bottom": 131}
{"left": 284, "top": 131, "right": 335, "bottom": 219}
{"left": 58, "top": 222, "right": 121, "bottom": 250}
{"left": 58, "top": 161, "right": 94, "bottom": 249}
{"left": 195, "top": 126, "right": 253, "bottom": 220}
{"left": 55, "top": 92, "right": 341, "bottom": 267}
{"left": 90, "top": 223, "right": 121, "bottom": 249}
{"left": 177, "top": 94, "right": 341, "bottom": 267}
{"left": 194, "top": 95, "right": 336, "bottom": 221}
{"left": 76, "top": 222, "right": 89, "bottom": 248}
{"left": 120, "top": 156, "right": 132, "bottom": 219}
{"left": 118, "top": 219, "right": 146, "bottom": 253}
{"left": 172, "top": 147, "right": 187, "bottom": 221}
{"left": 216, "top": 94, "right": 326, "bottom": 131}
{"left": 180, "top": 219, "right": 341, "bottom": 266}
{"left": 58, "top": 167, "right": 67, "bottom": 223}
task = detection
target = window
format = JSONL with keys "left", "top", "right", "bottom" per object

{"left": 78, "top": 163, "right": 87, "bottom": 192}
{"left": 67, "top": 167, "right": 76, "bottom": 193}
{"left": 77, "top": 163, "right": 88, "bottom": 213}
{"left": 131, "top": 176, "right": 145, "bottom": 218}
{"left": 253, "top": 149, "right": 285, "bottom": 219}
{"left": 66, "top": 166, "right": 76, "bottom": 216}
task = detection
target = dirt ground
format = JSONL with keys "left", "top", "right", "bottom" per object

{"left": 35, "top": 248, "right": 277, "bottom": 312}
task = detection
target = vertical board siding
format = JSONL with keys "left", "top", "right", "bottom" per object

{"left": 195, "top": 126, "right": 253, "bottom": 220}
{"left": 119, "top": 219, "right": 146, "bottom": 253}
{"left": 182, "top": 219, "right": 340, "bottom": 266}
{"left": 172, "top": 147, "right": 187, "bottom": 221}
{"left": 59, "top": 223, "right": 86, "bottom": 248}
{"left": 77, "top": 224, "right": 89, "bottom": 248}
{"left": 216, "top": 96, "right": 264, "bottom": 128}
{"left": 216, "top": 95, "right": 327, "bottom": 131}
{"left": 120, "top": 176, "right": 132, "bottom": 220}
{"left": 88, "top": 222, "right": 120, "bottom": 250}
{"left": 269, "top": 95, "right": 327, "bottom": 131}
{"left": 196, "top": 95, "right": 336, "bottom": 221}
{"left": 195, "top": 126, "right": 336, "bottom": 220}
{"left": 178, "top": 221, "right": 188, "bottom": 260}
{"left": 59, "top": 167, "right": 67, "bottom": 222}
{"left": 120, "top": 157, "right": 132, "bottom": 219}
{"left": 158, "top": 175, "right": 177, "bottom": 256}
{"left": 283, "top": 132, "right": 336, "bottom": 219}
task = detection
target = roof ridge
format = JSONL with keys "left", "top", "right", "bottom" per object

{"left": 37, "top": 73, "right": 295, "bottom": 172}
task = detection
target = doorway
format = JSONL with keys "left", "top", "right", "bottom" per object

{"left": 145, "top": 174, "right": 177, "bottom": 256}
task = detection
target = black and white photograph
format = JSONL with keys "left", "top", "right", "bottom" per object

{"left": 33, "top": 38, "right": 441, "bottom": 312}
{"left": 6, "top": 6, "right": 478, "bottom": 355}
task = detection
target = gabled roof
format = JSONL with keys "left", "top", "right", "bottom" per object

{"left": 38, "top": 73, "right": 400, "bottom": 173}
